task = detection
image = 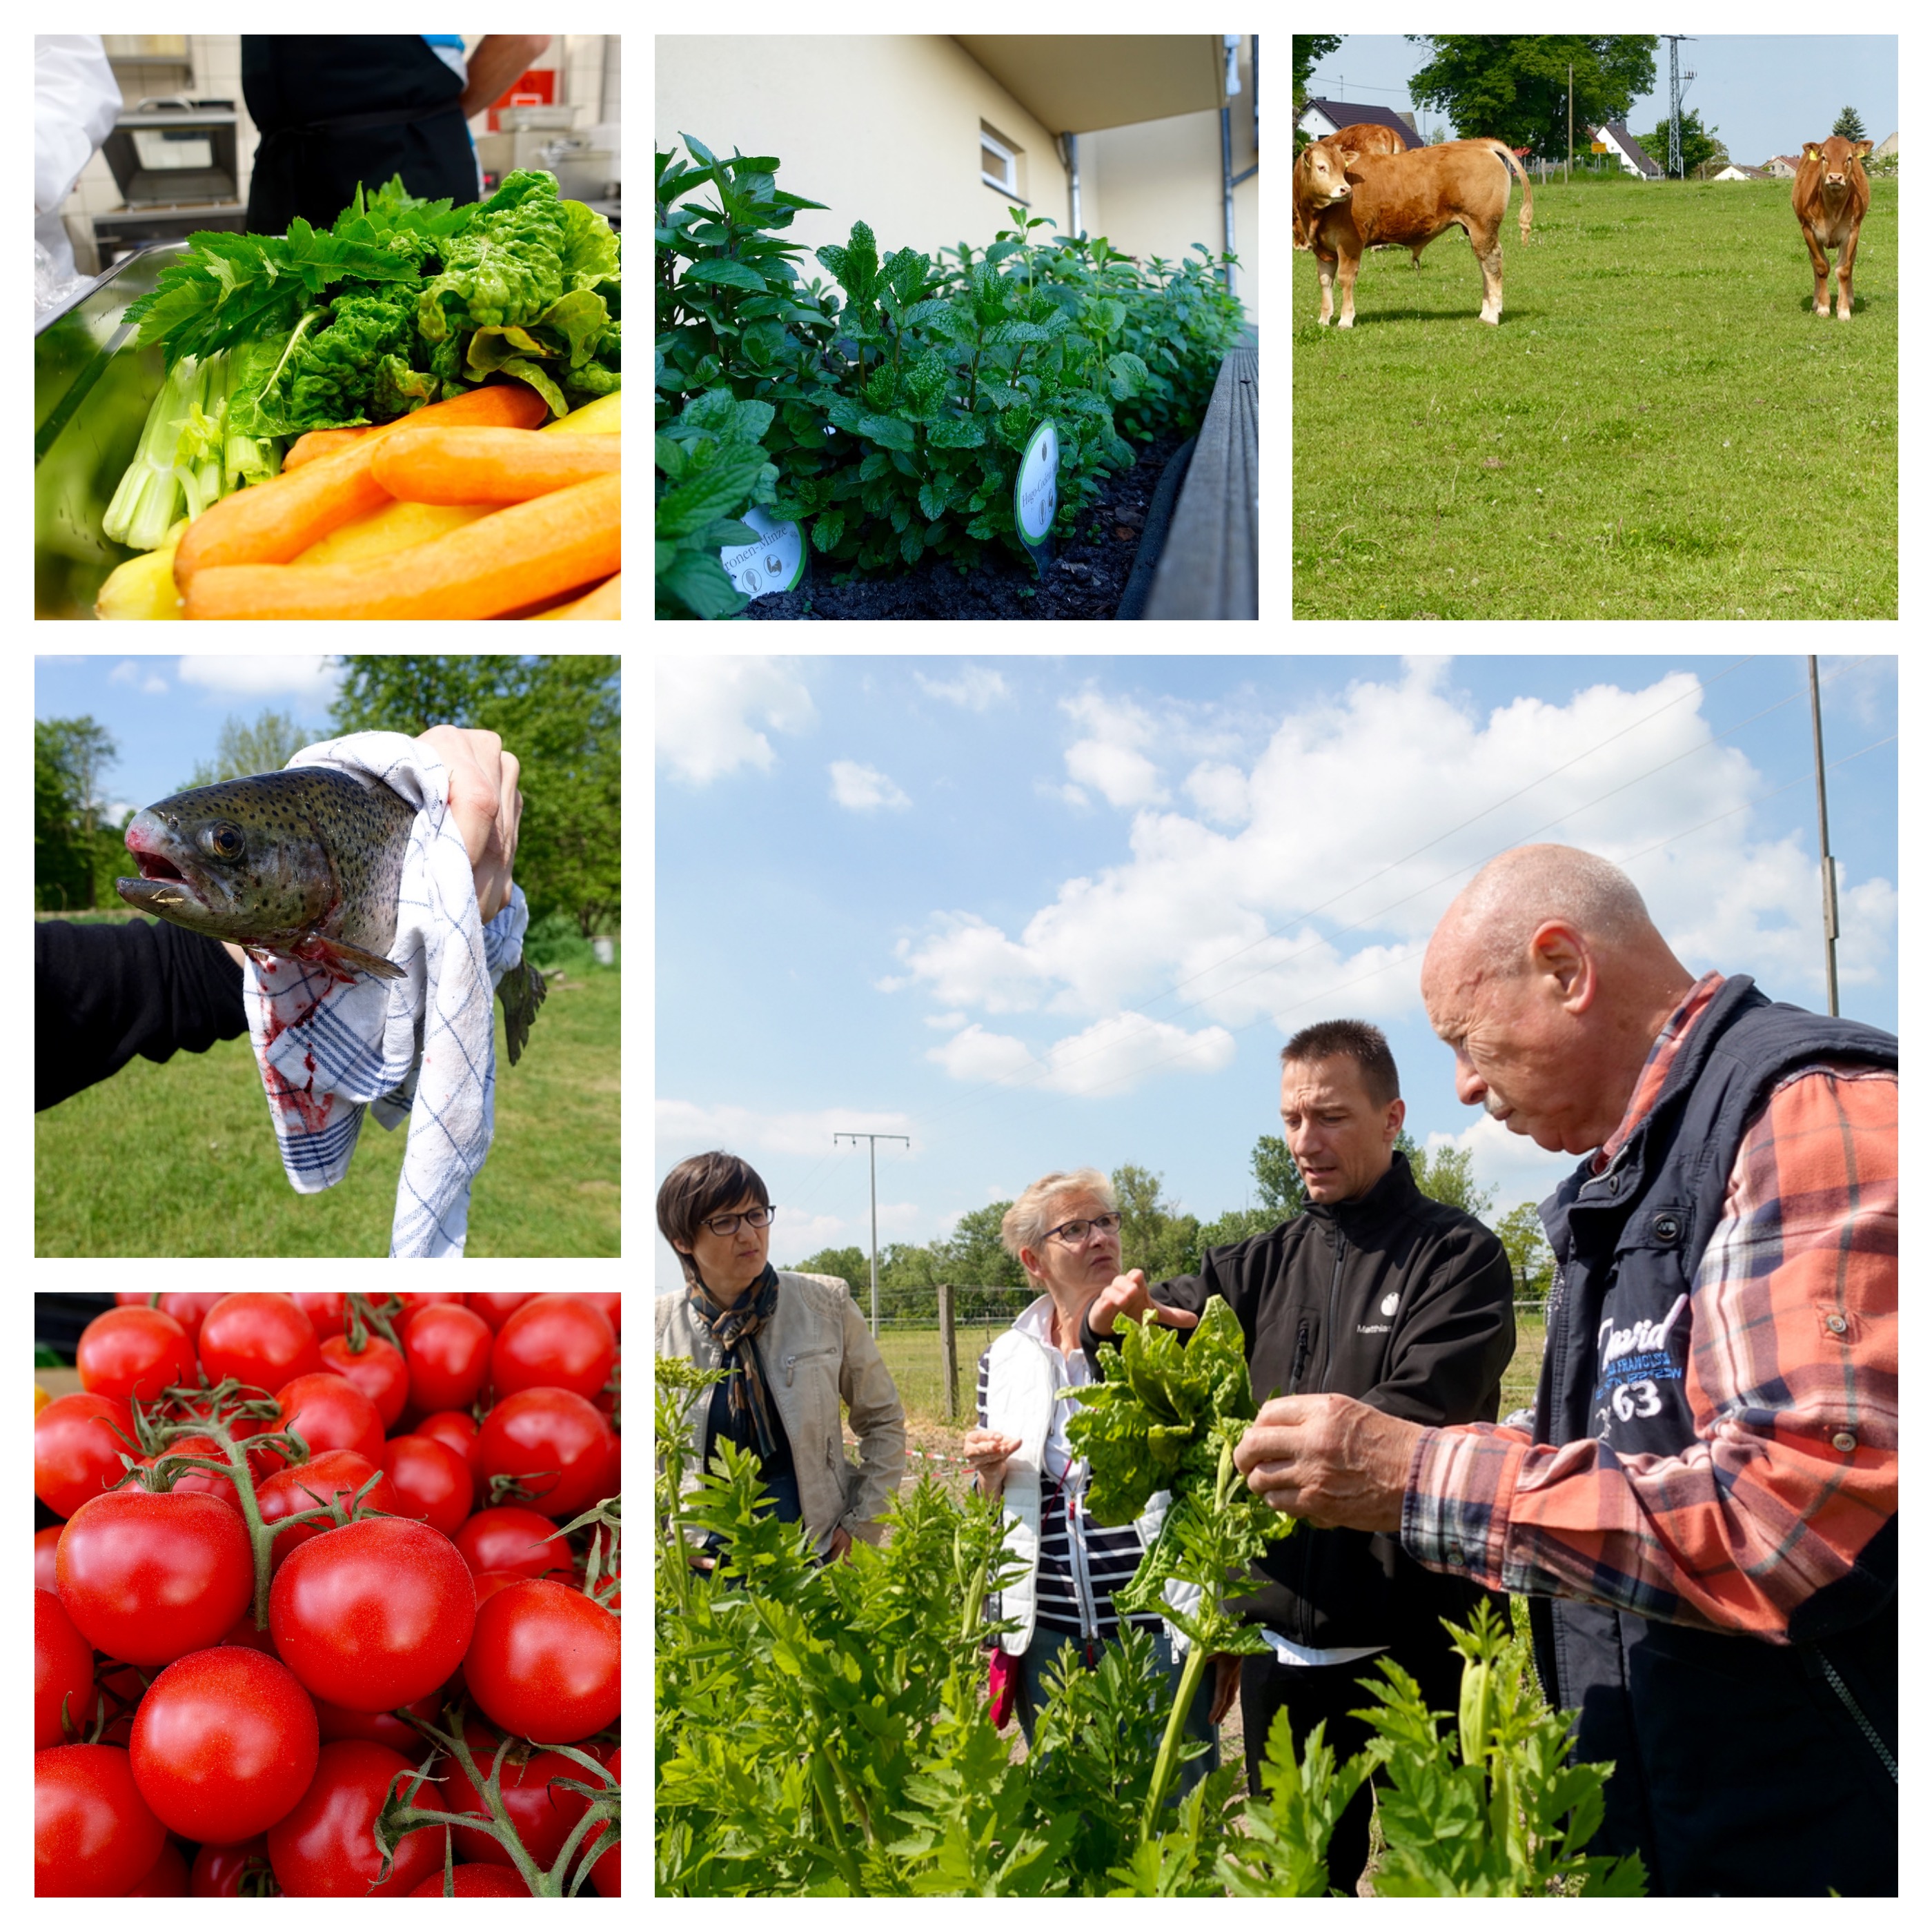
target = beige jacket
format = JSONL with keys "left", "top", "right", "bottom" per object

{"left": 656, "top": 1272, "right": 907, "bottom": 1557}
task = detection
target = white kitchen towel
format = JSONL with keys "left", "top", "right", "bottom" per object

{"left": 237, "top": 731, "right": 529, "bottom": 1259}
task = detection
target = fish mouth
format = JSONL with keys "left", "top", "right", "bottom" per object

{"left": 132, "top": 852, "right": 188, "bottom": 883}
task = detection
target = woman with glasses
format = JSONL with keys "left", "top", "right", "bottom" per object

{"left": 964, "top": 1168, "right": 1232, "bottom": 1786}
{"left": 656, "top": 1150, "right": 905, "bottom": 1562}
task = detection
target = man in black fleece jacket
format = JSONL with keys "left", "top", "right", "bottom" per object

{"left": 1081, "top": 1018, "right": 1515, "bottom": 1894}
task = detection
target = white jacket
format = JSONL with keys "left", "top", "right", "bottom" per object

{"left": 981, "top": 1297, "right": 1201, "bottom": 1657}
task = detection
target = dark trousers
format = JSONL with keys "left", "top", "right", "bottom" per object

{"left": 1241, "top": 1635, "right": 1470, "bottom": 1895}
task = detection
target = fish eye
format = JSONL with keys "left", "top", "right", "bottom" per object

{"left": 199, "top": 822, "right": 246, "bottom": 862}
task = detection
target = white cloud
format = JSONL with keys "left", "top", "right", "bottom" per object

{"left": 889, "top": 662, "right": 1893, "bottom": 1060}
{"left": 656, "top": 659, "right": 815, "bottom": 784}
{"left": 177, "top": 656, "right": 339, "bottom": 700}
{"left": 110, "top": 660, "right": 168, "bottom": 696}
{"left": 656, "top": 1098, "right": 912, "bottom": 1159}
{"left": 916, "top": 666, "right": 1009, "bottom": 710}
{"left": 1061, "top": 690, "right": 1168, "bottom": 807}
{"left": 1425, "top": 1116, "right": 1577, "bottom": 1221}
{"left": 923, "top": 1009, "right": 969, "bottom": 1029}
{"left": 928, "top": 1011, "right": 1234, "bottom": 1098}
{"left": 829, "top": 760, "right": 911, "bottom": 811}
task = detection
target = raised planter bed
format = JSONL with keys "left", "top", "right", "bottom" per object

{"left": 1142, "top": 343, "right": 1258, "bottom": 620}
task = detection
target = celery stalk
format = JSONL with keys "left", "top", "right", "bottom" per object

{"left": 103, "top": 355, "right": 202, "bottom": 550}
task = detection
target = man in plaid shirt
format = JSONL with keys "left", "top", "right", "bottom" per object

{"left": 1234, "top": 845, "right": 1896, "bottom": 1897}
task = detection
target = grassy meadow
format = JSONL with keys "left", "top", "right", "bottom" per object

{"left": 35, "top": 926, "right": 620, "bottom": 1256}
{"left": 1292, "top": 174, "right": 1897, "bottom": 619}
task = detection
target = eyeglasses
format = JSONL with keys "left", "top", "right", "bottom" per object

{"left": 701, "top": 1205, "right": 777, "bottom": 1237}
{"left": 1043, "top": 1210, "right": 1121, "bottom": 1248}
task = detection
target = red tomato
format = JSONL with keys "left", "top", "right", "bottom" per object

{"left": 380, "top": 1434, "right": 474, "bottom": 1537}
{"left": 130, "top": 1646, "right": 319, "bottom": 1842}
{"left": 219, "top": 1612, "right": 279, "bottom": 1655}
{"left": 465, "top": 1579, "right": 621, "bottom": 1743}
{"left": 34, "top": 1524, "right": 65, "bottom": 1594}
{"left": 34, "top": 1392, "right": 135, "bottom": 1519}
{"left": 137, "top": 1432, "right": 248, "bottom": 1517}
{"left": 442, "top": 1724, "right": 598, "bottom": 1867}
{"left": 290, "top": 1292, "right": 348, "bottom": 1338}
{"left": 37, "top": 1588, "right": 101, "bottom": 1751}
{"left": 453, "top": 1505, "right": 572, "bottom": 1579}
{"left": 34, "top": 1744, "right": 167, "bottom": 1897}
{"left": 310, "top": 1689, "right": 444, "bottom": 1753}
{"left": 257, "top": 1451, "right": 401, "bottom": 1571}
{"left": 407, "top": 1864, "right": 532, "bottom": 1895}
{"left": 586, "top": 1745, "right": 621, "bottom": 1896}
{"left": 115, "top": 1292, "right": 226, "bottom": 1346}
{"left": 188, "top": 1834, "right": 275, "bottom": 1897}
{"left": 475, "top": 1386, "right": 618, "bottom": 1519}
{"left": 415, "top": 1408, "right": 483, "bottom": 1479}
{"left": 490, "top": 1295, "right": 617, "bottom": 1403}
{"left": 317, "top": 1331, "right": 409, "bottom": 1428}
{"left": 270, "top": 1516, "right": 475, "bottom": 1713}
{"left": 266, "top": 1372, "right": 384, "bottom": 1468}
{"left": 199, "top": 1293, "right": 322, "bottom": 1391}
{"left": 466, "top": 1290, "right": 538, "bottom": 1332}
{"left": 56, "top": 1490, "right": 255, "bottom": 1667}
{"left": 402, "top": 1302, "right": 494, "bottom": 1412}
{"left": 125, "top": 1837, "right": 192, "bottom": 1895}
{"left": 77, "top": 1306, "right": 200, "bottom": 1404}
{"left": 266, "top": 1739, "right": 448, "bottom": 1897}
{"left": 569, "top": 1290, "right": 622, "bottom": 1334}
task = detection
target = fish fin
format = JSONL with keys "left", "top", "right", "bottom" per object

{"left": 318, "top": 940, "right": 406, "bottom": 981}
{"left": 498, "top": 962, "right": 547, "bottom": 1065}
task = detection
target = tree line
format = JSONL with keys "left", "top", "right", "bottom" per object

{"left": 34, "top": 656, "right": 621, "bottom": 938}
{"left": 782, "top": 1134, "right": 1556, "bottom": 1324}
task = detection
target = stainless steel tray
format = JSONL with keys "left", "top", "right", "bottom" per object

{"left": 35, "top": 244, "right": 186, "bottom": 620}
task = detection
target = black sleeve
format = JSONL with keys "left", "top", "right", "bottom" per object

{"left": 1364, "top": 1225, "right": 1517, "bottom": 1427}
{"left": 36, "top": 919, "right": 248, "bottom": 1113}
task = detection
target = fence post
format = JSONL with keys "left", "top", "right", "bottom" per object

{"left": 938, "top": 1283, "right": 958, "bottom": 1422}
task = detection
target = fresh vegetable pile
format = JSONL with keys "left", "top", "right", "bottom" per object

{"left": 34, "top": 1292, "right": 621, "bottom": 1898}
{"left": 95, "top": 171, "right": 621, "bottom": 621}
{"left": 656, "top": 1305, "right": 1644, "bottom": 1897}
{"left": 656, "top": 133, "right": 1248, "bottom": 619}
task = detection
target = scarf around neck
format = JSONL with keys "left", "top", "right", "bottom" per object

{"left": 687, "top": 1263, "right": 783, "bottom": 1461}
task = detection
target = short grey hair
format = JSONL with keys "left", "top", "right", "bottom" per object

{"left": 1000, "top": 1167, "right": 1117, "bottom": 1261}
{"left": 1452, "top": 844, "right": 1655, "bottom": 978}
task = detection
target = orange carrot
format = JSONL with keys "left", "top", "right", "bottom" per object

{"left": 182, "top": 473, "right": 620, "bottom": 621}
{"left": 372, "top": 430, "right": 621, "bottom": 504}
{"left": 174, "top": 384, "right": 550, "bottom": 585}
{"left": 529, "top": 573, "right": 620, "bottom": 620}
{"left": 283, "top": 426, "right": 373, "bottom": 470}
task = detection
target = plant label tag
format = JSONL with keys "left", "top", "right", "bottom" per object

{"left": 1014, "top": 419, "right": 1058, "bottom": 577}
{"left": 721, "top": 506, "right": 806, "bottom": 600}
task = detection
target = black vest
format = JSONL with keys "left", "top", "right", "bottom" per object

{"left": 1532, "top": 976, "right": 1896, "bottom": 1897}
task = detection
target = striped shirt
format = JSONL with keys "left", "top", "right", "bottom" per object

{"left": 978, "top": 1327, "right": 1160, "bottom": 1642}
{"left": 1406, "top": 972, "right": 1897, "bottom": 1643}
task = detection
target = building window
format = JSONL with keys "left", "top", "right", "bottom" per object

{"left": 980, "top": 126, "right": 1023, "bottom": 201}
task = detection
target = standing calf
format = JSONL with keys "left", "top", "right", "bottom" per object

{"left": 1792, "top": 136, "right": 1873, "bottom": 320}
{"left": 1299, "top": 139, "right": 1533, "bottom": 328}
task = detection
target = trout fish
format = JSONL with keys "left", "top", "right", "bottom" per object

{"left": 116, "top": 767, "right": 545, "bottom": 1063}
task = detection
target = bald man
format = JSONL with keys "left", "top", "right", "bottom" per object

{"left": 1233, "top": 845, "right": 1897, "bottom": 1897}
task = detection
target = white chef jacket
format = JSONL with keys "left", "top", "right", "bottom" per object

{"left": 36, "top": 35, "right": 122, "bottom": 282}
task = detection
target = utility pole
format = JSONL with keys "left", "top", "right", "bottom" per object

{"left": 1664, "top": 36, "right": 1697, "bottom": 179}
{"left": 1806, "top": 658, "right": 1840, "bottom": 1016}
{"left": 1567, "top": 64, "right": 1573, "bottom": 186}
{"left": 834, "top": 1131, "right": 910, "bottom": 1336}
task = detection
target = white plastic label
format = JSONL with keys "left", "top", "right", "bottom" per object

{"left": 721, "top": 506, "right": 805, "bottom": 599}
{"left": 1015, "top": 420, "right": 1058, "bottom": 545}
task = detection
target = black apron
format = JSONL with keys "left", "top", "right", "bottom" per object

{"left": 242, "top": 35, "right": 479, "bottom": 233}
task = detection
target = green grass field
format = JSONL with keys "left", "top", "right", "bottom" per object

{"left": 1293, "top": 176, "right": 1896, "bottom": 618}
{"left": 35, "top": 939, "right": 620, "bottom": 1257}
{"left": 873, "top": 1312, "right": 1547, "bottom": 1437}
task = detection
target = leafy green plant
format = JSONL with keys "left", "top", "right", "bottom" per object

{"left": 655, "top": 135, "right": 1248, "bottom": 606}
{"left": 654, "top": 386, "right": 778, "bottom": 620}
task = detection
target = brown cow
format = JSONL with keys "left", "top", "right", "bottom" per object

{"left": 1300, "top": 139, "right": 1534, "bottom": 327}
{"left": 1294, "top": 123, "right": 1407, "bottom": 250}
{"left": 1792, "top": 135, "right": 1873, "bottom": 320}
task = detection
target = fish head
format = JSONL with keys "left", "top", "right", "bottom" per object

{"left": 117, "top": 778, "right": 339, "bottom": 947}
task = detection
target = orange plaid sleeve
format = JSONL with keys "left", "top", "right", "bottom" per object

{"left": 1404, "top": 1062, "right": 1896, "bottom": 1641}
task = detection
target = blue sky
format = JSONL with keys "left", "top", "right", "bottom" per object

{"left": 36, "top": 656, "right": 346, "bottom": 818}
{"left": 656, "top": 656, "right": 1897, "bottom": 1291}
{"left": 1303, "top": 34, "right": 1898, "bottom": 167}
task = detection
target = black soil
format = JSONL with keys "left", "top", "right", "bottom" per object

{"left": 743, "top": 426, "right": 1191, "bottom": 621}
